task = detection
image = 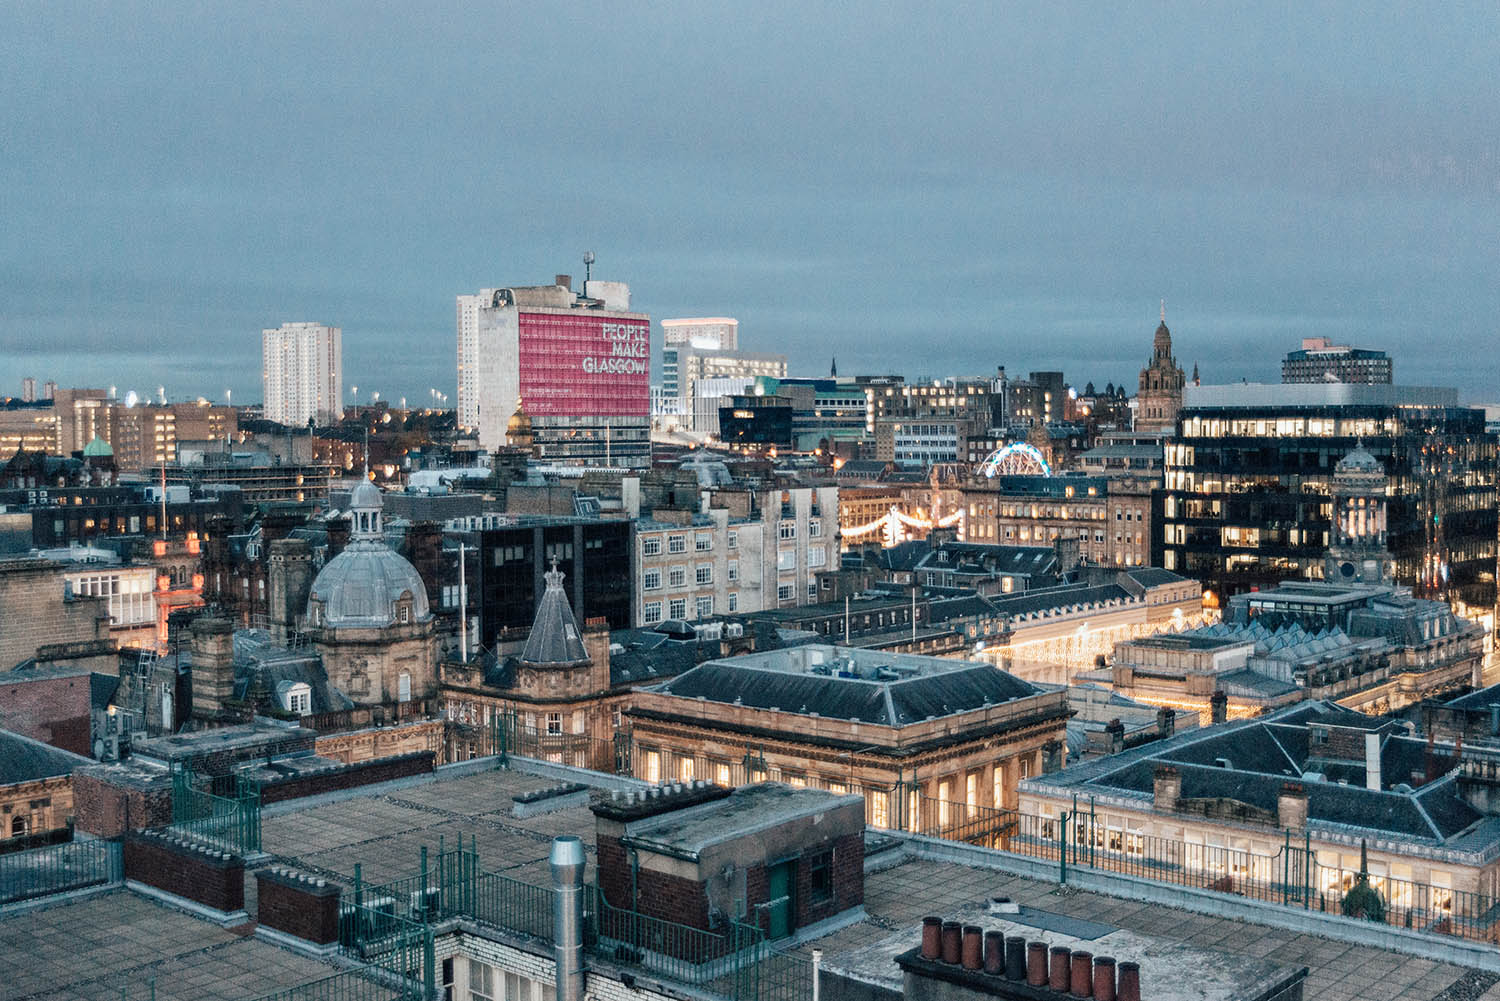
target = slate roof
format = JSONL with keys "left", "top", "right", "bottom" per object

{"left": 0, "top": 730, "right": 90, "bottom": 785}
{"left": 1441, "top": 683, "right": 1500, "bottom": 711}
{"left": 989, "top": 583, "right": 1133, "bottom": 617}
{"left": 653, "top": 659, "right": 1040, "bottom": 727}
{"left": 913, "top": 544, "right": 1060, "bottom": 579}
{"left": 220, "top": 630, "right": 353, "bottom": 714}
{"left": 519, "top": 567, "right": 589, "bottom": 666}
{"left": 1033, "top": 700, "right": 1492, "bottom": 846}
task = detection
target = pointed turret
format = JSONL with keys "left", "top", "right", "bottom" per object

{"left": 520, "top": 561, "right": 590, "bottom": 667}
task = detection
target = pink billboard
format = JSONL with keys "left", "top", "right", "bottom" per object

{"left": 517, "top": 312, "right": 650, "bottom": 418}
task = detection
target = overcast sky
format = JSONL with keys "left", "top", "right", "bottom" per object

{"left": 4, "top": 3, "right": 1497, "bottom": 405}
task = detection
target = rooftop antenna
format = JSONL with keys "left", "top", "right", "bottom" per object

{"left": 582, "top": 250, "right": 595, "bottom": 291}
{"left": 1160, "top": 299, "right": 1166, "bottom": 323}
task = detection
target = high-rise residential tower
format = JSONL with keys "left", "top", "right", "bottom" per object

{"left": 262, "top": 322, "right": 342, "bottom": 427}
{"left": 456, "top": 290, "right": 495, "bottom": 429}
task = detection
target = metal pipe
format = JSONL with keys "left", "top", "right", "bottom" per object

{"left": 812, "top": 949, "right": 822, "bottom": 1001}
{"left": 551, "top": 836, "right": 587, "bottom": 1001}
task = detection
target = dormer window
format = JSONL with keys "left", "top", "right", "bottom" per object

{"left": 278, "top": 681, "right": 312, "bottom": 716}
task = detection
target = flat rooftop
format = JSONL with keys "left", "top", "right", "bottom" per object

{"left": 6, "top": 761, "right": 1500, "bottom": 999}
{"left": 1184, "top": 383, "right": 1461, "bottom": 409}
{"left": 0, "top": 891, "right": 353, "bottom": 1001}
{"left": 618, "top": 785, "right": 862, "bottom": 859}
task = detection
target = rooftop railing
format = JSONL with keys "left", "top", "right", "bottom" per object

{"left": 0, "top": 837, "right": 122, "bottom": 907}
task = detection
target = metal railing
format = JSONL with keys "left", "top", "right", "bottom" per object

{"left": 471, "top": 870, "right": 555, "bottom": 942}
{"left": 0, "top": 838, "right": 122, "bottom": 906}
{"left": 994, "top": 802, "right": 1500, "bottom": 944}
{"left": 246, "top": 970, "right": 408, "bottom": 1001}
{"left": 168, "top": 764, "right": 262, "bottom": 855}
{"left": 590, "top": 883, "right": 764, "bottom": 988}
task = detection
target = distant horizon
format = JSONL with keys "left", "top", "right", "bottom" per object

{"left": 6, "top": 5, "right": 1496, "bottom": 406}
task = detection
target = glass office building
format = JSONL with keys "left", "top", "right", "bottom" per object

{"left": 1154, "top": 383, "right": 1497, "bottom": 609}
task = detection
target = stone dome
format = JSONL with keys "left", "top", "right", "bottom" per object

{"left": 1152, "top": 320, "right": 1172, "bottom": 355}
{"left": 307, "top": 479, "right": 430, "bottom": 628}
{"left": 1337, "top": 444, "right": 1382, "bottom": 474}
{"left": 308, "top": 545, "right": 431, "bottom": 628}
{"left": 348, "top": 478, "right": 383, "bottom": 510}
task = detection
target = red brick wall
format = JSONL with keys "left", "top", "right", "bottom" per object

{"left": 597, "top": 830, "right": 865, "bottom": 936}
{"left": 0, "top": 673, "right": 94, "bottom": 756}
{"left": 256, "top": 867, "right": 342, "bottom": 944}
{"left": 257, "top": 751, "right": 435, "bottom": 805}
{"left": 597, "top": 833, "right": 711, "bottom": 929}
{"left": 73, "top": 769, "right": 173, "bottom": 838}
{"left": 794, "top": 832, "right": 864, "bottom": 928}
{"left": 124, "top": 830, "right": 244, "bottom": 913}
{"left": 597, "top": 833, "right": 630, "bottom": 907}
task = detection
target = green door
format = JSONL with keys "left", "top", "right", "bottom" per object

{"left": 766, "top": 860, "right": 794, "bottom": 939}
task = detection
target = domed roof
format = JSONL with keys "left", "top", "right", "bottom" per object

{"left": 1153, "top": 321, "right": 1172, "bottom": 353}
{"left": 1337, "top": 444, "right": 1382, "bottom": 474}
{"left": 506, "top": 399, "right": 532, "bottom": 435}
{"left": 308, "top": 479, "right": 430, "bottom": 628}
{"left": 309, "top": 545, "right": 431, "bottom": 628}
{"left": 82, "top": 436, "right": 113, "bottom": 457}
{"left": 348, "top": 477, "right": 383, "bottom": 510}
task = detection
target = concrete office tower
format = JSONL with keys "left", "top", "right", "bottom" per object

{"left": 262, "top": 322, "right": 343, "bottom": 427}
{"left": 456, "top": 290, "right": 497, "bottom": 429}
{"left": 474, "top": 277, "right": 651, "bottom": 466}
{"left": 660, "top": 317, "right": 737, "bottom": 351}
{"left": 1282, "top": 337, "right": 1393, "bottom": 384}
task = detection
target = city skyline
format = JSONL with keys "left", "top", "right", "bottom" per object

{"left": 5, "top": 5, "right": 1497, "bottom": 403}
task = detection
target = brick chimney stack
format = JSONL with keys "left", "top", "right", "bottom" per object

{"left": 1277, "top": 781, "right": 1308, "bottom": 831}
{"left": 1152, "top": 764, "right": 1181, "bottom": 813}
{"left": 189, "top": 617, "right": 236, "bottom": 720}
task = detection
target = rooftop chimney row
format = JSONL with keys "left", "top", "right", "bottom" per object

{"left": 914, "top": 914, "right": 1140, "bottom": 1000}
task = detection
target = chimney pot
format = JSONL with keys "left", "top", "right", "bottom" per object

{"left": 920, "top": 916, "right": 942, "bottom": 960}
{"left": 941, "top": 921, "right": 962, "bottom": 964}
{"left": 1049, "top": 946, "right": 1071, "bottom": 991}
{"left": 1093, "top": 956, "right": 1117, "bottom": 1001}
{"left": 1117, "top": 961, "right": 1140, "bottom": 1001}
{"left": 961, "top": 926, "right": 982, "bottom": 970}
{"left": 983, "top": 931, "right": 1004, "bottom": 975}
{"left": 1004, "top": 936, "right": 1027, "bottom": 981}
{"left": 1070, "top": 951, "right": 1093, "bottom": 997}
{"left": 1026, "top": 942, "right": 1048, "bottom": 986}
